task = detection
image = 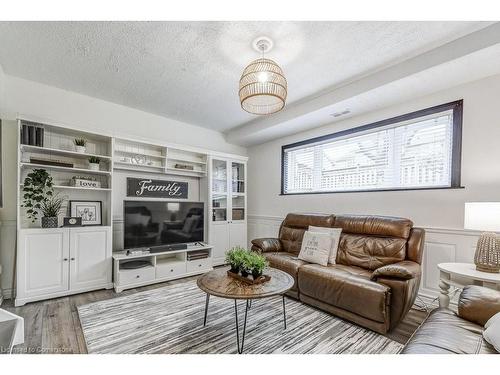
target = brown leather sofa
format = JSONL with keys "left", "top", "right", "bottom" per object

{"left": 251, "top": 213, "right": 425, "bottom": 334}
{"left": 402, "top": 285, "right": 500, "bottom": 354}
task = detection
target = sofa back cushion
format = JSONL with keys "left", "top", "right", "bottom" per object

{"left": 334, "top": 215, "right": 413, "bottom": 270}
{"left": 279, "top": 213, "right": 335, "bottom": 255}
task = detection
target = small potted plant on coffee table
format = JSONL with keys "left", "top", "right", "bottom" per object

{"left": 88, "top": 156, "right": 101, "bottom": 171}
{"left": 225, "top": 247, "right": 245, "bottom": 274}
{"left": 246, "top": 252, "right": 269, "bottom": 280}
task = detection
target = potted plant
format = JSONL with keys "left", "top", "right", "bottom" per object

{"left": 244, "top": 252, "right": 269, "bottom": 280}
{"left": 225, "top": 247, "right": 245, "bottom": 273}
{"left": 88, "top": 156, "right": 100, "bottom": 171}
{"left": 22, "top": 168, "right": 54, "bottom": 223}
{"left": 40, "top": 193, "right": 65, "bottom": 228}
{"left": 74, "top": 138, "right": 87, "bottom": 153}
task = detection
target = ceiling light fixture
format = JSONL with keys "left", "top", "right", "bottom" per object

{"left": 239, "top": 36, "right": 287, "bottom": 115}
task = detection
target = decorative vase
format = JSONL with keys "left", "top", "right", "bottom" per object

{"left": 88, "top": 163, "right": 100, "bottom": 171}
{"left": 229, "top": 265, "right": 239, "bottom": 274}
{"left": 474, "top": 232, "right": 500, "bottom": 273}
{"left": 240, "top": 269, "right": 249, "bottom": 278}
{"left": 41, "top": 216, "right": 58, "bottom": 228}
{"left": 75, "top": 145, "right": 86, "bottom": 153}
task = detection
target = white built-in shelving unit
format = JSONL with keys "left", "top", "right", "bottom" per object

{"left": 15, "top": 117, "right": 247, "bottom": 306}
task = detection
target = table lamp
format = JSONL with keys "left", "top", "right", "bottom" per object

{"left": 464, "top": 202, "right": 500, "bottom": 273}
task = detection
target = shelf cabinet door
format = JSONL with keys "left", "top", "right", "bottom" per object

{"left": 17, "top": 229, "right": 70, "bottom": 299}
{"left": 210, "top": 224, "right": 230, "bottom": 265}
{"left": 69, "top": 227, "right": 112, "bottom": 291}
{"left": 229, "top": 222, "right": 247, "bottom": 250}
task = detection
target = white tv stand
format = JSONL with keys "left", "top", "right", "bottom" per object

{"left": 112, "top": 243, "right": 214, "bottom": 293}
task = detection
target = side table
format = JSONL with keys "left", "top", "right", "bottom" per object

{"left": 437, "top": 262, "right": 500, "bottom": 308}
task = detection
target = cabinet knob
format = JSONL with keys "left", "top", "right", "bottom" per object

{"left": 198, "top": 264, "right": 202, "bottom": 267}
{"left": 136, "top": 275, "right": 140, "bottom": 278}
{"left": 170, "top": 269, "right": 174, "bottom": 272}
{"left": 70, "top": 258, "right": 75, "bottom": 261}
{"left": 63, "top": 258, "right": 68, "bottom": 261}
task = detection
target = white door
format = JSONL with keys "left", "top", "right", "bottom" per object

{"left": 229, "top": 222, "right": 247, "bottom": 250}
{"left": 17, "top": 228, "right": 69, "bottom": 299}
{"left": 69, "top": 227, "right": 112, "bottom": 291}
{"left": 210, "top": 224, "right": 230, "bottom": 265}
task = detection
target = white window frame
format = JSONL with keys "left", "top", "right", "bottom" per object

{"left": 281, "top": 100, "right": 463, "bottom": 195}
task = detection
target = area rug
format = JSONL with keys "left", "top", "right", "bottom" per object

{"left": 78, "top": 280, "right": 403, "bottom": 354}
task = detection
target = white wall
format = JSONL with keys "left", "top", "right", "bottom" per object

{"left": 0, "top": 74, "right": 247, "bottom": 298}
{"left": 247, "top": 73, "right": 500, "bottom": 301}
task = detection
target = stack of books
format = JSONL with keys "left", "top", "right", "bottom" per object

{"left": 187, "top": 250, "right": 210, "bottom": 261}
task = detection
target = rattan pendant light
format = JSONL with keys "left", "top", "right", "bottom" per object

{"left": 239, "top": 37, "right": 287, "bottom": 115}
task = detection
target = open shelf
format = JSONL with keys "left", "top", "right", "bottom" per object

{"left": 114, "top": 149, "right": 166, "bottom": 160}
{"left": 165, "top": 167, "right": 207, "bottom": 176}
{"left": 114, "top": 161, "right": 163, "bottom": 169}
{"left": 168, "top": 157, "right": 207, "bottom": 165}
{"left": 19, "top": 183, "right": 111, "bottom": 192}
{"left": 20, "top": 144, "right": 112, "bottom": 160}
{"left": 20, "top": 162, "right": 112, "bottom": 175}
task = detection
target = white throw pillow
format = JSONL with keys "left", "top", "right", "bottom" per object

{"left": 309, "top": 225, "right": 342, "bottom": 264}
{"left": 483, "top": 312, "right": 500, "bottom": 352}
{"left": 298, "top": 231, "right": 333, "bottom": 266}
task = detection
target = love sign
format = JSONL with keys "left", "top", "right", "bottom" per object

{"left": 126, "top": 178, "right": 188, "bottom": 198}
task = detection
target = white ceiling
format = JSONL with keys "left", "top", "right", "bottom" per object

{"left": 0, "top": 21, "right": 492, "bottom": 135}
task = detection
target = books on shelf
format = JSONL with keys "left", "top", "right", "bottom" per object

{"left": 21, "top": 122, "right": 44, "bottom": 147}
{"left": 187, "top": 250, "right": 210, "bottom": 261}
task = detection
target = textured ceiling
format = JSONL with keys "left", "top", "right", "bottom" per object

{"left": 0, "top": 21, "right": 491, "bottom": 132}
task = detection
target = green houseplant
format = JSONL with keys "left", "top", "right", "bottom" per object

{"left": 22, "top": 168, "right": 54, "bottom": 223}
{"left": 88, "top": 156, "right": 101, "bottom": 171}
{"left": 225, "top": 246, "right": 246, "bottom": 273}
{"left": 40, "top": 193, "right": 65, "bottom": 228}
{"left": 244, "top": 252, "right": 269, "bottom": 280}
{"left": 74, "top": 138, "right": 87, "bottom": 153}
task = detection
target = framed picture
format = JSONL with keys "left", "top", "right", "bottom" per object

{"left": 69, "top": 200, "right": 102, "bottom": 226}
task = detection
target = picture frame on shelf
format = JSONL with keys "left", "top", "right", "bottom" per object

{"left": 69, "top": 200, "right": 102, "bottom": 226}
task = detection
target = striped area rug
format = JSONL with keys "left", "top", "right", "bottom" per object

{"left": 78, "top": 280, "right": 403, "bottom": 354}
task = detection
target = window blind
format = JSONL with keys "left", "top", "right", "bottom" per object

{"left": 282, "top": 108, "right": 457, "bottom": 194}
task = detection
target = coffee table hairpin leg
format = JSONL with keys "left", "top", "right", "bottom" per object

{"left": 203, "top": 293, "right": 210, "bottom": 326}
{"left": 282, "top": 295, "right": 287, "bottom": 329}
{"left": 234, "top": 299, "right": 250, "bottom": 354}
{"left": 202, "top": 293, "right": 288, "bottom": 354}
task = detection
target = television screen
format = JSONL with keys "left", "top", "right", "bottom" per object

{"left": 123, "top": 201, "right": 204, "bottom": 249}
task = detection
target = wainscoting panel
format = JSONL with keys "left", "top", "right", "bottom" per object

{"left": 248, "top": 215, "right": 481, "bottom": 302}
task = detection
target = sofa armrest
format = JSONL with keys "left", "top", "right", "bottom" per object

{"left": 371, "top": 261, "right": 420, "bottom": 281}
{"left": 251, "top": 238, "right": 283, "bottom": 253}
{"left": 458, "top": 285, "right": 500, "bottom": 326}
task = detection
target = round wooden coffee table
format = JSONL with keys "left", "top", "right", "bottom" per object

{"left": 197, "top": 267, "right": 294, "bottom": 353}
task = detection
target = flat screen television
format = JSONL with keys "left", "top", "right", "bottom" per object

{"left": 123, "top": 201, "right": 204, "bottom": 250}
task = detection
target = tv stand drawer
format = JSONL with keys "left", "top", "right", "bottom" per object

{"left": 118, "top": 267, "right": 155, "bottom": 285}
{"left": 156, "top": 261, "right": 186, "bottom": 279}
{"left": 187, "top": 258, "right": 212, "bottom": 273}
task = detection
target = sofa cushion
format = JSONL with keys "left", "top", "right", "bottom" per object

{"left": 402, "top": 308, "right": 497, "bottom": 354}
{"left": 298, "top": 231, "right": 332, "bottom": 266}
{"left": 334, "top": 215, "right": 413, "bottom": 239}
{"left": 336, "top": 233, "right": 407, "bottom": 270}
{"left": 298, "top": 264, "right": 390, "bottom": 323}
{"left": 279, "top": 213, "right": 335, "bottom": 255}
{"left": 263, "top": 252, "right": 308, "bottom": 292}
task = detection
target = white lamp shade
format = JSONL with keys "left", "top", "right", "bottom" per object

{"left": 464, "top": 202, "right": 500, "bottom": 232}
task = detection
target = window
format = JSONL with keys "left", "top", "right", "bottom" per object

{"left": 281, "top": 100, "right": 463, "bottom": 195}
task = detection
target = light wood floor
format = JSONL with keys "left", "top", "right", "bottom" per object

{"left": 2, "top": 275, "right": 429, "bottom": 354}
